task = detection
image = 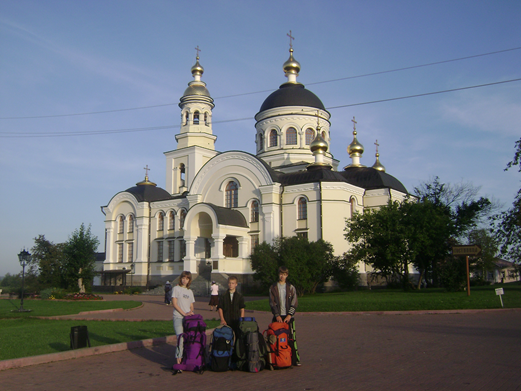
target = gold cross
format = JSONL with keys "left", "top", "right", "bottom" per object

{"left": 287, "top": 30, "right": 295, "bottom": 49}
{"left": 351, "top": 116, "right": 357, "bottom": 131}
{"left": 195, "top": 45, "right": 201, "bottom": 59}
{"left": 144, "top": 165, "right": 151, "bottom": 177}
{"left": 375, "top": 140, "right": 379, "bottom": 153}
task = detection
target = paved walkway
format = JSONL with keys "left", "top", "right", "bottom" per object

{"left": 1, "top": 295, "right": 521, "bottom": 390}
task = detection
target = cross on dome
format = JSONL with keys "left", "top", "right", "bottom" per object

{"left": 287, "top": 30, "right": 295, "bottom": 49}
{"left": 351, "top": 116, "right": 357, "bottom": 132}
{"left": 195, "top": 45, "right": 201, "bottom": 59}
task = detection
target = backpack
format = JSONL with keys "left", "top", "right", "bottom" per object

{"left": 264, "top": 322, "right": 292, "bottom": 369}
{"left": 234, "top": 317, "right": 267, "bottom": 372}
{"left": 208, "top": 325, "right": 235, "bottom": 372}
{"left": 172, "top": 314, "right": 207, "bottom": 374}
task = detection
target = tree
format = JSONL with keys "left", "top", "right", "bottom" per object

{"left": 250, "top": 236, "right": 334, "bottom": 296}
{"left": 467, "top": 228, "right": 499, "bottom": 281}
{"left": 30, "top": 235, "right": 66, "bottom": 289}
{"left": 492, "top": 137, "right": 521, "bottom": 262}
{"left": 329, "top": 252, "right": 360, "bottom": 290}
{"left": 62, "top": 223, "right": 99, "bottom": 291}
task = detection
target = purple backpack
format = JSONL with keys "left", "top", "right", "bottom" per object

{"left": 173, "top": 314, "right": 207, "bottom": 374}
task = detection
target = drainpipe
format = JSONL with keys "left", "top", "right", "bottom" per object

{"left": 146, "top": 202, "right": 151, "bottom": 290}
{"left": 280, "top": 185, "right": 284, "bottom": 238}
{"left": 319, "top": 181, "right": 323, "bottom": 240}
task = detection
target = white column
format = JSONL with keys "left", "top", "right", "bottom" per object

{"left": 184, "top": 237, "right": 197, "bottom": 274}
{"left": 104, "top": 227, "right": 114, "bottom": 264}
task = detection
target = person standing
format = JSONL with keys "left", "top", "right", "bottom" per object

{"left": 164, "top": 281, "right": 172, "bottom": 305}
{"left": 172, "top": 271, "right": 195, "bottom": 365}
{"left": 217, "top": 276, "right": 245, "bottom": 335}
{"left": 209, "top": 281, "right": 219, "bottom": 311}
{"left": 269, "top": 266, "right": 301, "bottom": 366}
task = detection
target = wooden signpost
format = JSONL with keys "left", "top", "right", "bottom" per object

{"left": 452, "top": 245, "right": 482, "bottom": 296}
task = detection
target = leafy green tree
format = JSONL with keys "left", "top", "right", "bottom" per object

{"left": 30, "top": 235, "right": 66, "bottom": 289}
{"left": 250, "top": 236, "right": 334, "bottom": 296}
{"left": 62, "top": 223, "right": 99, "bottom": 291}
{"left": 330, "top": 252, "right": 360, "bottom": 290}
{"left": 492, "top": 137, "right": 521, "bottom": 262}
{"left": 468, "top": 228, "right": 499, "bottom": 281}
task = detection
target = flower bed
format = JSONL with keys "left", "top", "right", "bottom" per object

{"left": 63, "top": 293, "right": 103, "bottom": 300}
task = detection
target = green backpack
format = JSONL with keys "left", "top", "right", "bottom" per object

{"left": 234, "top": 317, "right": 267, "bottom": 372}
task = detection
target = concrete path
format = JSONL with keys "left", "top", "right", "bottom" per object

{"left": 1, "top": 295, "right": 520, "bottom": 390}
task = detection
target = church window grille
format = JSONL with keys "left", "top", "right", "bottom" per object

{"left": 180, "top": 209, "right": 186, "bottom": 229}
{"left": 269, "top": 129, "right": 277, "bottom": 147}
{"left": 157, "top": 241, "right": 163, "bottom": 262}
{"left": 117, "top": 243, "right": 123, "bottom": 263}
{"left": 306, "top": 128, "right": 315, "bottom": 145}
{"left": 169, "top": 211, "right": 175, "bottom": 230}
{"left": 258, "top": 133, "right": 264, "bottom": 152}
{"left": 251, "top": 200, "right": 259, "bottom": 222}
{"left": 298, "top": 197, "right": 307, "bottom": 220}
{"left": 225, "top": 181, "right": 238, "bottom": 208}
{"left": 204, "top": 112, "right": 209, "bottom": 126}
{"left": 251, "top": 234, "right": 259, "bottom": 254}
{"left": 158, "top": 212, "right": 164, "bottom": 231}
{"left": 168, "top": 240, "right": 175, "bottom": 261}
{"left": 286, "top": 127, "right": 297, "bottom": 145}
{"left": 118, "top": 216, "right": 124, "bottom": 234}
{"left": 223, "top": 236, "right": 239, "bottom": 258}
{"left": 180, "top": 240, "right": 186, "bottom": 259}
{"left": 127, "top": 243, "right": 133, "bottom": 262}
{"left": 127, "top": 215, "right": 134, "bottom": 233}
{"left": 193, "top": 111, "right": 200, "bottom": 125}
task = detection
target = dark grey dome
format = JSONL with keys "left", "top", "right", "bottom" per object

{"left": 341, "top": 167, "right": 408, "bottom": 193}
{"left": 259, "top": 83, "right": 326, "bottom": 112}
{"left": 124, "top": 184, "right": 173, "bottom": 202}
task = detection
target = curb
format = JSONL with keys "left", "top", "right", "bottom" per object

{"left": 0, "top": 328, "right": 216, "bottom": 372}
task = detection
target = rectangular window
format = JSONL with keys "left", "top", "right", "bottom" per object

{"left": 297, "top": 232, "right": 308, "bottom": 239}
{"left": 117, "top": 243, "right": 123, "bottom": 263}
{"left": 157, "top": 241, "right": 163, "bottom": 262}
{"left": 168, "top": 240, "right": 175, "bottom": 261}
{"left": 180, "top": 240, "right": 186, "bottom": 259}
{"left": 251, "top": 234, "right": 259, "bottom": 254}
{"left": 127, "top": 243, "right": 133, "bottom": 262}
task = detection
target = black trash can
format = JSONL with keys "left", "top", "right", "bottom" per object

{"left": 70, "top": 326, "right": 91, "bottom": 349}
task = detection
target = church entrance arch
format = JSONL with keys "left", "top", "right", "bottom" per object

{"left": 186, "top": 210, "right": 214, "bottom": 277}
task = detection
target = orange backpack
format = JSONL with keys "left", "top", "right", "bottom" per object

{"left": 264, "top": 322, "right": 292, "bottom": 369}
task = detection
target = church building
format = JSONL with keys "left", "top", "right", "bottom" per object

{"left": 100, "top": 45, "right": 409, "bottom": 292}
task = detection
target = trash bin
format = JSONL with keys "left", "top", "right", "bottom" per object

{"left": 70, "top": 325, "right": 91, "bottom": 349}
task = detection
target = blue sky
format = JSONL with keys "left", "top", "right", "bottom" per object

{"left": 1, "top": 0, "right": 520, "bottom": 275}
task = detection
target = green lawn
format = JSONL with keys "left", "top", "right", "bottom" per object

{"left": 0, "top": 299, "right": 141, "bottom": 318}
{"left": 0, "top": 318, "right": 220, "bottom": 361}
{"left": 246, "top": 284, "right": 521, "bottom": 312}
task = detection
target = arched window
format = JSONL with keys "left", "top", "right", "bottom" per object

{"left": 258, "top": 133, "right": 264, "bottom": 152}
{"left": 204, "top": 112, "right": 209, "bottom": 126}
{"left": 286, "top": 127, "right": 297, "bottom": 145}
{"left": 128, "top": 215, "right": 134, "bottom": 233}
{"left": 225, "top": 181, "right": 238, "bottom": 208}
{"left": 180, "top": 164, "right": 186, "bottom": 186}
{"left": 184, "top": 112, "right": 189, "bottom": 125}
{"left": 322, "top": 130, "right": 326, "bottom": 139}
{"left": 223, "top": 236, "right": 239, "bottom": 258}
{"left": 193, "top": 111, "right": 200, "bottom": 124}
{"left": 169, "top": 211, "right": 175, "bottom": 230}
{"left": 306, "top": 128, "right": 315, "bottom": 145}
{"left": 158, "top": 212, "right": 164, "bottom": 231}
{"left": 269, "top": 129, "right": 278, "bottom": 147}
{"left": 179, "top": 209, "right": 186, "bottom": 229}
{"left": 118, "top": 216, "right": 125, "bottom": 234}
{"left": 350, "top": 197, "right": 356, "bottom": 217}
{"left": 298, "top": 197, "right": 307, "bottom": 220}
{"left": 251, "top": 200, "right": 259, "bottom": 222}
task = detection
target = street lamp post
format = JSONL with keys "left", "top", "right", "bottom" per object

{"left": 17, "top": 249, "right": 32, "bottom": 312}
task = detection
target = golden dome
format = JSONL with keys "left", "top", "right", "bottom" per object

{"left": 191, "top": 56, "right": 204, "bottom": 77}
{"left": 136, "top": 175, "right": 157, "bottom": 186}
{"left": 347, "top": 130, "right": 364, "bottom": 156}
{"left": 283, "top": 48, "right": 301, "bottom": 77}
{"left": 372, "top": 153, "right": 386, "bottom": 172}
{"left": 310, "top": 132, "right": 328, "bottom": 154}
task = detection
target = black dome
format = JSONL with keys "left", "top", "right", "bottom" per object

{"left": 341, "top": 167, "right": 408, "bottom": 193}
{"left": 124, "top": 184, "right": 173, "bottom": 202}
{"left": 259, "top": 83, "right": 326, "bottom": 112}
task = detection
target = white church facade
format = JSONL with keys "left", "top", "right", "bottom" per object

{"left": 100, "top": 46, "right": 409, "bottom": 291}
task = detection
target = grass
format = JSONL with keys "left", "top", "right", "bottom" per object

{"left": 245, "top": 283, "right": 521, "bottom": 312}
{"left": 0, "top": 318, "right": 220, "bottom": 361}
{"left": 0, "top": 299, "right": 142, "bottom": 318}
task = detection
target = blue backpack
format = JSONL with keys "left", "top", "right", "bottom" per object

{"left": 208, "top": 325, "right": 235, "bottom": 371}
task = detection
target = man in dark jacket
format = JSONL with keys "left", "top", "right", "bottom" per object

{"left": 217, "top": 276, "right": 245, "bottom": 334}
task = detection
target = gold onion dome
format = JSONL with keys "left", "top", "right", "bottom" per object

{"left": 310, "top": 131, "right": 328, "bottom": 154}
{"left": 347, "top": 131, "right": 364, "bottom": 156}
{"left": 372, "top": 153, "right": 386, "bottom": 172}
{"left": 283, "top": 48, "right": 301, "bottom": 78}
{"left": 191, "top": 56, "right": 204, "bottom": 77}
{"left": 136, "top": 174, "right": 157, "bottom": 187}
